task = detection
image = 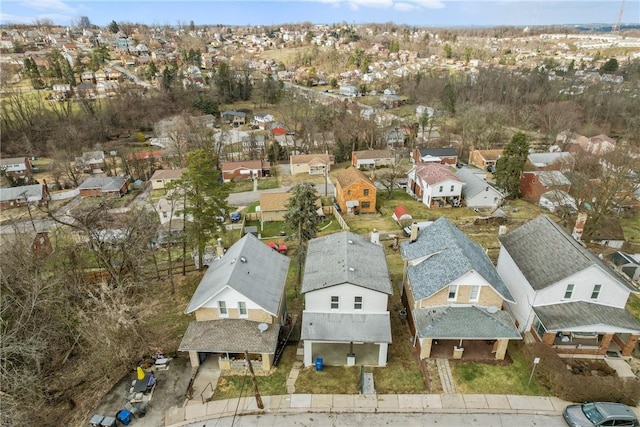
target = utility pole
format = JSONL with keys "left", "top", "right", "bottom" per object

{"left": 244, "top": 350, "right": 264, "bottom": 409}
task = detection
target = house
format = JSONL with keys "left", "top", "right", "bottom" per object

{"left": 0, "top": 157, "right": 32, "bottom": 178}
{"left": 412, "top": 147, "right": 458, "bottom": 166}
{"left": 0, "top": 231, "right": 53, "bottom": 260}
{"left": 519, "top": 170, "right": 571, "bottom": 203}
{"left": 584, "top": 216, "right": 626, "bottom": 250}
{"left": 538, "top": 189, "right": 577, "bottom": 214}
{"left": 400, "top": 218, "right": 521, "bottom": 361}
{"left": 334, "top": 167, "right": 377, "bottom": 215}
{"left": 455, "top": 167, "right": 503, "bottom": 209}
{"left": 339, "top": 85, "right": 358, "bottom": 97}
{"left": 380, "top": 94, "right": 405, "bottom": 109}
{"left": 496, "top": 215, "right": 640, "bottom": 357}
{"left": 221, "top": 160, "right": 271, "bottom": 183}
{"left": 178, "top": 233, "right": 290, "bottom": 372}
{"left": 259, "top": 192, "right": 291, "bottom": 227}
{"left": 75, "top": 151, "right": 106, "bottom": 172}
{"left": 269, "top": 122, "right": 288, "bottom": 137}
{"left": 156, "top": 195, "right": 188, "bottom": 225}
{"left": 301, "top": 231, "right": 392, "bottom": 367}
{"left": 251, "top": 113, "right": 274, "bottom": 129}
{"left": 525, "top": 152, "right": 575, "bottom": 172}
{"left": 52, "top": 84, "right": 72, "bottom": 100}
{"left": 407, "top": 163, "right": 463, "bottom": 208}
{"left": 149, "top": 168, "right": 186, "bottom": 190}
{"left": 351, "top": 150, "right": 394, "bottom": 170}
{"left": 80, "top": 70, "right": 95, "bottom": 82}
{"left": 77, "top": 176, "right": 129, "bottom": 198}
{"left": 469, "top": 149, "right": 503, "bottom": 171}
{"left": 384, "top": 128, "right": 405, "bottom": 149}
{"left": 221, "top": 110, "right": 246, "bottom": 126}
{"left": 0, "top": 184, "right": 45, "bottom": 210}
{"left": 609, "top": 252, "right": 640, "bottom": 283}
{"left": 75, "top": 82, "right": 96, "bottom": 99}
{"left": 290, "top": 153, "right": 331, "bottom": 176}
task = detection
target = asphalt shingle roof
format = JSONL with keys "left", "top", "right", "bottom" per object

{"left": 0, "top": 184, "right": 42, "bottom": 202}
{"left": 455, "top": 167, "right": 498, "bottom": 198}
{"left": 184, "top": 233, "right": 290, "bottom": 315}
{"left": 301, "top": 312, "right": 392, "bottom": 343}
{"left": 335, "top": 166, "right": 373, "bottom": 189}
{"left": 417, "top": 147, "right": 457, "bottom": 158}
{"left": 78, "top": 176, "right": 125, "bottom": 191}
{"left": 534, "top": 302, "right": 640, "bottom": 332}
{"left": 400, "top": 217, "right": 514, "bottom": 302}
{"left": 178, "top": 319, "right": 279, "bottom": 353}
{"left": 414, "top": 306, "right": 521, "bottom": 339}
{"left": 498, "top": 215, "right": 636, "bottom": 292}
{"left": 414, "top": 163, "right": 462, "bottom": 186}
{"left": 302, "top": 231, "right": 392, "bottom": 295}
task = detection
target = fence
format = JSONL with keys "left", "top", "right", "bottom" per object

{"left": 49, "top": 188, "right": 79, "bottom": 201}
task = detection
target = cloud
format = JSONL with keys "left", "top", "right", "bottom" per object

{"left": 20, "top": 0, "right": 75, "bottom": 13}
{"left": 315, "top": 0, "right": 444, "bottom": 9}
{"left": 394, "top": 2, "right": 419, "bottom": 11}
{"left": 0, "top": 11, "right": 73, "bottom": 24}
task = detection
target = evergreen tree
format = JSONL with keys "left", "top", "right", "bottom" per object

{"left": 495, "top": 132, "right": 529, "bottom": 198}
{"left": 107, "top": 20, "right": 120, "bottom": 34}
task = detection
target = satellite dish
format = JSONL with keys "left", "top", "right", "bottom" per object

{"left": 487, "top": 306, "right": 499, "bottom": 314}
{"left": 258, "top": 323, "right": 268, "bottom": 333}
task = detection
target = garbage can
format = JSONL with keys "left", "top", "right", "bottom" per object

{"left": 315, "top": 357, "right": 323, "bottom": 372}
{"left": 116, "top": 409, "right": 132, "bottom": 426}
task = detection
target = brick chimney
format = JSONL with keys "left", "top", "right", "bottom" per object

{"left": 410, "top": 222, "right": 419, "bottom": 243}
{"left": 572, "top": 212, "right": 588, "bottom": 241}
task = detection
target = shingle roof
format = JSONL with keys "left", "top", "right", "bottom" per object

{"left": 0, "top": 157, "right": 27, "bottom": 166}
{"left": 414, "top": 306, "right": 521, "bottom": 339}
{"left": 400, "top": 217, "right": 514, "bottom": 302}
{"left": 536, "top": 170, "right": 571, "bottom": 186}
{"left": 301, "top": 312, "right": 392, "bottom": 343}
{"left": 302, "top": 231, "right": 392, "bottom": 295}
{"left": 78, "top": 176, "right": 126, "bottom": 191}
{"left": 455, "top": 167, "right": 498, "bottom": 198}
{"left": 527, "top": 152, "right": 574, "bottom": 168}
{"left": 179, "top": 319, "right": 280, "bottom": 353}
{"left": 414, "top": 163, "right": 462, "bottom": 185}
{"left": 534, "top": 302, "right": 640, "bottom": 332}
{"left": 473, "top": 149, "right": 503, "bottom": 161}
{"left": 498, "top": 215, "right": 636, "bottom": 292}
{"left": 417, "top": 147, "right": 457, "bottom": 158}
{"left": 290, "top": 153, "right": 330, "bottom": 164}
{"left": 259, "top": 192, "right": 291, "bottom": 212}
{"left": 0, "top": 184, "right": 42, "bottom": 202}
{"left": 335, "top": 166, "right": 374, "bottom": 189}
{"left": 184, "top": 233, "right": 290, "bottom": 315}
{"left": 353, "top": 149, "right": 393, "bottom": 160}
{"left": 149, "top": 168, "right": 187, "bottom": 180}
{"left": 221, "top": 160, "right": 270, "bottom": 171}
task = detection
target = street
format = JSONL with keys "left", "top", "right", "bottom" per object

{"left": 188, "top": 412, "right": 567, "bottom": 427}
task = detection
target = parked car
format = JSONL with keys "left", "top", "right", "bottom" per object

{"left": 563, "top": 402, "right": 639, "bottom": 427}
{"left": 268, "top": 242, "right": 288, "bottom": 254}
{"left": 231, "top": 212, "right": 241, "bottom": 223}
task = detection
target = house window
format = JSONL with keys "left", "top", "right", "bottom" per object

{"left": 364, "top": 189, "right": 369, "bottom": 196}
{"left": 439, "top": 185, "right": 443, "bottom": 193}
{"left": 448, "top": 285, "right": 457, "bottom": 301}
{"left": 469, "top": 285, "right": 480, "bottom": 302}
{"left": 238, "top": 301, "right": 247, "bottom": 316}
{"left": 361, "top": 201, "right": 370, "bottom": 209}
{"left": 347, "top": 190, "right": 351, "bottom": 196}
{"left": 354, "top": 296, "right": 363, "bottom": 310}
{"left": 450, "top": 185, "right": 454, "bottom": 192}
{"left": 564, "top": 284, "right": 574, "bottom": 299}
{"left": 591, "top": 284, "right": 602, "bottom": 300}
{"left": 331, "top": 296, "right": 339, "bottom": 309}
{"left": 218, "top": 301, "right": 227, "bottom": 315}
{"left": 532, "top": 315, "right": 546, "bottom": 339}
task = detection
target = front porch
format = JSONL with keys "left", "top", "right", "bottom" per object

{"left": 303, "top": 342, "right": 384, "bottom": 367}
{"left": 427, "top": 339, "right": 509, "bottom": 361}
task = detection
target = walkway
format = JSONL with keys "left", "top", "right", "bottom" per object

{"left": 436, "top": 358, "right": 456, "bottom": 393}
{"left": 164, "top": 393, "right": 572, "bottom": 426}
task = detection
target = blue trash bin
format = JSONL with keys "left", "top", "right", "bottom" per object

{"left": 315, "top": 357, "right": 323, "bottom": 372}
{"left": 116, "top": 409, "right": 132, "bottom": 426}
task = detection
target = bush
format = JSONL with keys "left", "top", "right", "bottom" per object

{"left": 523, "top": 343, "right": 640, "bottom": 406}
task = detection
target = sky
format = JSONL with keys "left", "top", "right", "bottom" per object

{"left": 0, "top": 0, "right": 638, "bottom": 28}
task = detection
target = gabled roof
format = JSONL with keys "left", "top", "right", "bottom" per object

{"left": 301, "top": 312, "right": 392, "bottom": 343}
{"left": 184, "top": 233, "right": 290, "bottom": 315}
{"left": 78, "top": 176, "right": 126, "bottom": 191}
{"left": 302, "top": 231, "right": 392, "bottom": 295}
{"left": 150, "top": 168, "right": 187, "bottom": 180}
{"left": 400, "top": 217, "right": 514, "bottom": 302}
{"left": 0, "top": 184, "right": 43, "bottom": 202}
{"left": 534, "top": 302, "right": 640, "bottom": 332}
{"left": 417, "top": 147, "right": 457, "bottom": 158}
{"left": 221, "top": 160, "right": 270, "bottom": 171}
{"left": 353, "top": 149, "right": 393, "bottom": 160}
{"left": 472, "top": 149, "right": 503, "bottom": 161}
{"left": 414, "top": 306, "right": 521, "bottom": 339}
{"left": 259, "top": 192, "right": 291, "bottom": 212}
{"left": 499, "top": 215, "right": 636, "bottom": 292}
{"left": 455, "top": 167, "right": 499, "bottom": 198}
{"left": 524, "top": 170, "right": 571, "bottom": 187}
{"left": 179, "top": 319, "right": 280, "bottom": 353}
{"left": 414, "top": 163, "right": 462, "bottom": 186}
{"left": 0, "top": 156, "right": 28, "bottom": 166}
{"left": 335, "top": 166, "right": 375, "bottom": 189}
{"left": 527, "top": 152, "right": 574, "bottom": 169}
{"left": 290, "top": 153, "right": 330, "bottom": 164}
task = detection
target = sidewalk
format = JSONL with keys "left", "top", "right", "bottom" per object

{"left": 164, "top": 393, "right": 572, "bottom": 426}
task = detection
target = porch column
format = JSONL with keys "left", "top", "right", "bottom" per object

{"left": 378, "top": 343, "right": 388, "bottom": 367}
{"left": 621, "top": 334, "right": 640, "bottom": 357}
{"left": 600, "top": 333, "right": 614, "bottom": 352}
{"left": 262, "top": 353, "right": 273, "bottom": 371}
{"left": 303, "top": 340, "right": 313, "bottom": 367}
{"left": 188, "top": 351, "right": 200, "bottom": 368}
{"left": 494, "top": 339, "right": 509, "bottom": 360}
{"left": 420, "top": 338, "right": 433, "bottom": 359}
{"left": 542, "top": 332, "right": 556, "bottom": 346}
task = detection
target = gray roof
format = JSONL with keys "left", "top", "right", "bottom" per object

{"left": 499, "top": 215, "right": 636, "bottom": 292}
{"left": 0, "top": 184, "right": 42, "bottom": 202}
{"left": 527, "top": 152, "right": 573, "bottom": 168}
{"left": 400, "top": 217, "right": 514, "bottom": 302}
{"left": 0, "top": 157, "right": 27, "bottom": 166}
{"left": 417, "top": 147, "right": 457, "bottom": 158}
{"left": 301, "top": 312, "right": 392, "bottom": 343}
{"left": 185, "top": 233, "right": 290, "bottom": 315}
{"left": 178, "top": 319, "right": 279, "bottom": 353}
{"left": 301, "top": 231, "right": 392, "bottom": 295}
{"left": 455, "top": 167, "right": 500, "bottom": 198}
{"left": 537, "top": 170, "right": 571, "bottom": 186}
{"left": 414, "top": 306, "right": 521, "bottom": 339}
{"left": 534, "top": 302, "right": 640, "bottom": 332}
{"left": 78, "top": 176, "right": 126, "bottom": 191}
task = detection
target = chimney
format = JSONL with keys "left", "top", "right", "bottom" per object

{"left": 498, "top": 225, "right": 507, "bottom": 236}
{"left": 370, "top": 229, "right": 380, "bottom": 245}
{"left": 410, "top": 222, "right": 419, "bottom": 243}
{"left": 572, "top": 212, "right": 587, "bottom": 241}
{"left": 369, "top": 169, "right": 375, "bottom": 181}
{"left": 216, "top": 238, "right": 224, "bottom": 257}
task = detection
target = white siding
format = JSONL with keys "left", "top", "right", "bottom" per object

{"left": 199, "top": 286, "right": 264, "bottom": 313}
{"left": 466, "top": 188, "right": 503, "bottom": 208}
{"left": 304, "top": 283, "right": 388, "bottom": 314}
{"left": 496, "top": 245, "right": 537, "bottom": 332}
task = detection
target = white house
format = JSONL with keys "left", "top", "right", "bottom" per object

{"left": 455, "top": 167, "right": 503, "bottom": 209}
{"left": 497, "top": 215, "right": 640, "bottom": 357}
{"left": 407, "top": 163, "right": 463, "bottom": 208}
{"left": 301, "top": 231, "right": 392, "bottom": 368}
{"left": 339, "top": 85, "right": 358, "bottom": 97}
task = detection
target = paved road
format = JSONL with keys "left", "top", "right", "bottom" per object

{"left": 187, "top": 412, "right": 567, "bottom": 427}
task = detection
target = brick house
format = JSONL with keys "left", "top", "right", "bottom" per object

{"left": 0, "top": 157, "right": 32, "bottom": 178}
{"left": 77, "top": 176, "right": 129, "bottom": 198}
{"left": 407, "top": 163, "right": 463, "bottom": 208}
{"left": 221, "top": 160, "right": 271, "bottom": 183}
{"left": 334, "top": 167, "right": 377, "bottom": 215}
{"left": 0, "top": 184, "right": 46, "bottom": 210}
{"left": 411, "top": 147, "right": 458, "bottom": 166}
{"left": 469, "top": 149, "right": 503, "bottom": 171}
{"left": 519, "top": 170, "right": 571, "bottom": 203}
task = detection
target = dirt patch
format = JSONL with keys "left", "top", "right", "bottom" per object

{"left": 565, "top": 359, "right": 616, "bottom": 377}
{"left": 628, "top": 357, "right": 640, "bottom": 376}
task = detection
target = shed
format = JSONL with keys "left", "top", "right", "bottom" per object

{"left": 392, "top": 205, "right": 412, "bottom": 225}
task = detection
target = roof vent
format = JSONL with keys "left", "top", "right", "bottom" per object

{"left": 347, "top": 239, "right": 354, "bottom": 244}
{"left": 240, "top": 256, "right": 247, "bottom": 263}
{"left": 349, "top": 267, "right": 355, "bottom": 272}
{"left": 258, "top": 323, "right": 268, "bottom": 333}
{"left": 487, "top": 306, "right": 499, "bottom": 314}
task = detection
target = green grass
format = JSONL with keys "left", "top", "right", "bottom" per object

{"left": 626, "top": 294, "right": 640, "bottom": 324}
{"left": 230, "top": 177, "right": 280, "bottom": 193}
{"left": 451, "top": 342, "right": 551, "bottom": 396}
{"left": 295, "top": 365, "right": 362, "bottom": 394}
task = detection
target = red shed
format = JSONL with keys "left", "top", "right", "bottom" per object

{"left": 392, "top": 205, "right": 413, "bottom": 224}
